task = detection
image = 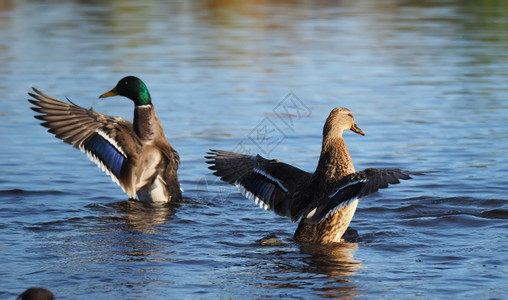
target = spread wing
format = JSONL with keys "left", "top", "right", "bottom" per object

{"left": 305, "top": 168, "right": 413, "bottom": 223}
{"left": 29, "top": 87, "right": 141, "bottom": 198}
{"left": 205, "top": 150, "right": 312, "bottom": 218}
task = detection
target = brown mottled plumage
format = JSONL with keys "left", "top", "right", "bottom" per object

{"left": 294, "top": 199, "right": 359, "bottom": 244}
{"left": 206, "top": 107, "right": 413, "bottom": 244}
{"left": 29, "top": 76, "right": 181, "bottom": 203}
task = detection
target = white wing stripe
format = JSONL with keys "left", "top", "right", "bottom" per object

{"left": 77, "top": 129, "right": 128, "bottom": 193}
{"left": 95, "top": 129, "right": 127, "bottom": 157}
{"left": 320, "top": 197, "right": 359, "bottom": 222}
{"left": 253, "top": 168, "right": 288, "bottom": 192}
{"left": 328, "top": 178, "right": 367, "bottom": 199}
{"left": 235, "top": 182, "right": 270, "bottom": 211}
{"left": 82, "top": 149, "right": 125, "bottom": 192}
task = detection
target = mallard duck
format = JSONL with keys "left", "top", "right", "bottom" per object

{"left": 29, "top": 76, "right": 181, "bottom": 203}
{"left": 206, "top": 107, "right": 414, "bottom": 244}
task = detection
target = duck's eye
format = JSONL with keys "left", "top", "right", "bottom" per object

{"left": 347, "top": 113, "right": 353, "bottom": 118}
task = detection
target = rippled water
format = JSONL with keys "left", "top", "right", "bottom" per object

{"left": 1, "top": 0, "right": 507, "bottom": 298}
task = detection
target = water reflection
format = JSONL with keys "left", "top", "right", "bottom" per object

{"left": 109, "top": 200, "right": 177, "bottom": 233}
{"left": 300, "top": 243, "right": 361, "bottom": 299}
{"left": 224, "top": 237, "right": 360, "bottom": 298}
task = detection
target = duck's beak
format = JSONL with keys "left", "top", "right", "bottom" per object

{"left": 99, "top": 88, "right": 118, "bottom": 98}
{"left": 351, "top": 123, "right": 365, "bottom": 136}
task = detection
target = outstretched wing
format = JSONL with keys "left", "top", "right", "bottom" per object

{"left": 304, "top": 168, "right": 413, "bottom": 223}
{"left": 206, "top": 150, "right": 312, "bottom": 218}
{"left": 29, "top": 88, "right": 141, "bottom": 198}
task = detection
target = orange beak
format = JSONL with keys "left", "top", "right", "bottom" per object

{"left": 99, "top": 87, "right": 118, "bottom": 98}
{"left": 351, "top": 123, "right": 365, "bottom": 136}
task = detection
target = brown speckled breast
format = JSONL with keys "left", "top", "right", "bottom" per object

{"left": 294, "top": 199, "right": 359, "bottom": 244}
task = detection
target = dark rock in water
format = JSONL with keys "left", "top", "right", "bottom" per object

{"left": 342, "top": 227, "right": 359, "bottom": 243}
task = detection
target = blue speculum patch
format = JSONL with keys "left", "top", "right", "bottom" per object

{"left": 84, "top": 134, "right": 125, "bottom": 178}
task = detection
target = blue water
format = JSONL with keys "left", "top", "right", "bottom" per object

{"left": 1, "top": 1, "right": 507, "bottom": 298}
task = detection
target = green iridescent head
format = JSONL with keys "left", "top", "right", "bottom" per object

{"left": 99, "top": 76, "right": 152, "bottom": 106}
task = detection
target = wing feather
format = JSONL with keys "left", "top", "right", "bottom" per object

{"left": 29, "top": 87, "right": 141, "bottom": 198}
{"left": 206, "top": 150, "right": 311, "bottom": 218}
{"left": 305, "top": 168, "right": 413, "bottom": 223}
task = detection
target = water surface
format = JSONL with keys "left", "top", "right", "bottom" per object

{"left": 0, "top": 0, "right": 507, "bottom": 299}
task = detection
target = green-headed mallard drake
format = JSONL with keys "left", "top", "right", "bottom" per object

{"left": 206, "top": 107, "right": 414, "bottom": 244}
{"left": 29, "top": 76, "right": 182, "bottom": 203}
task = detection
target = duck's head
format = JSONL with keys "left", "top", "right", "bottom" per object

{"left": 100, "top": 76, "right": 152, "bottom": 106}
{"left": 323, "top": 107, "right": 365, "bottom": 138}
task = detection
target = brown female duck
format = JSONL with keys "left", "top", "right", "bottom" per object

{"left": 206, "top": 107, "right": 413, "bottom": 244}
